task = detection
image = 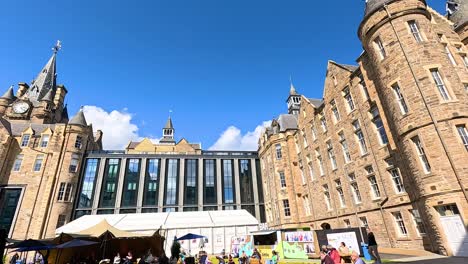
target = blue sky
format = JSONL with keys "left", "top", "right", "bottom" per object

{"left": 0, "top": 0, "right": 446, "bottom": 150}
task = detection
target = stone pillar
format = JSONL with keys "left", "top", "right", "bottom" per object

{"left": 179, "top": 158, "right": 185, "bottom": 211}
{"left": 137, "top": 158, "right": 147, "bottom": 213}
{"left": 216, "top": 159, "right": 222, "bottom": 210}
{"left": 251, "top": 158, "right": 260, "bottom": 221}
{"left": 91, "top": 158, "right": 106, "bottom": 214}
{"left": 115, "top": 158, "right": 127, "bottom": 213}
{"left": 158, "top": 158, "right": 166, "bottom": 210}
{"left": 198, "top": 158, "right": 204, "bottom": 210}
{"left": 233, "top": 159, "right": 241, "bottom": 209}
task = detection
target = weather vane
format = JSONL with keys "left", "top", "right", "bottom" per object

{"left": 53, "top": 40, "right": 62, "bottom": 53}
{"left": 169, "top": 109, "right": 173, "bottom": 117}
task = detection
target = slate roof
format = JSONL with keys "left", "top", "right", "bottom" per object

{"left": 6, "top": 121, "right": 55, "bottom": 136}
{"left": 1, "top": 86, "right": 15, "bottom": 100}
{"left": 448, "top": 0, "right": 468, "bottom": 30}
{"left": 164, "top": 117, "right": 174, "bottom": 129}
{"left": 364, "top": 0, "right": 391, "bottom": 18}
{"left": 337, "top": 63, "right": 359, "bottom": 72}
{"left": 308, "top": 98, "right": 324, "bottom": 108}
{"left": 277, "top": 114, "right": 298, "bottom": 132}
{"left": 69, "top": 109, "right": 87, "bottom": 126}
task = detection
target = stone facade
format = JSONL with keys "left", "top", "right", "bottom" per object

{"left": 259, "top": 0, "right": 468, "bottom": 256}
{"left": 0, "top": 49, "right": 102, "bottom": 240}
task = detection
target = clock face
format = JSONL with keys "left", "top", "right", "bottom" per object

{"left": 12, "top": 101, "right": 30, "bottom": 114}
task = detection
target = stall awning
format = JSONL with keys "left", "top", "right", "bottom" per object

{"left": 249, "top": 230, "right": 277, "bottom": 236}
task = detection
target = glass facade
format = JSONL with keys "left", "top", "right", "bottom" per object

{"left": 121, "top": 159, "right": 140, "bottom": 207}
{"left": 165, "top": 159, "right": 179, "bottom": 206}
{"left": 143, "top": 159, "right": 160, "bottom": 206}
{"left": 204, "top": 159, "right": 217, "bottom": 204}
{"left": 256, "top": 160, "right": 264, "bottom": 203}
{"left": 78, "top": 159, "right": 99, "bottom": 208}
{"left": 99, "top": 159, "right": 120, "bottom": 208}
{"left": 184, "top": 159, "right": 198, "bottom": 205}
{"left": 239, "top": 159, "right": 254, "bottom": 204}
{"left": 222, "top": 160, "right": 234, "bottom": 204}
{"left": 0, "top": 188, "right": 22, "bottom": 234}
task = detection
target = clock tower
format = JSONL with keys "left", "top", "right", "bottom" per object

{"left": 0, "top": 41, "right": 68, "bottom": 124}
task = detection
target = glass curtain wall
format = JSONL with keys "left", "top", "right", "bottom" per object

{"left": 143, "top": 159, "right": 160, "bottom": 207}
{"left": 121, "top": 159, "right": 140, "bottom": 207}
{"left": 99, "top": 159, "right": 120, "bottom": 208}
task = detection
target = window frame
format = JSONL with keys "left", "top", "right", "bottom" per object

{"left": 392, "top": 212, "right": 408, "bottom": 237}
{"left": 12, "top": 154, "right": 24, "bottom": 172}
{"left": 456, "top": 125, "right": 468, "bottom": 151}
{"left": 391, "top": 83, "right": 409, "bottom": 115}
{"left": 411, "top": 136, "right": 431, "bottom": 174}
{"left": 374, "top": 37, "right": 386, "bottom": 60}
{"left": 33, "top": 154, "right": 44, "bottom": 172}
{"left": 20, "top": 134, "right": 31, "bottom": 148}
{"left": 408, "top": 20, "right": 423, "bottom": 43}
{"left": 430, "top": 69, "right": 451, "bottom": 101}
{"left": 40, "top": 134, "right": 50, "bottom": 148}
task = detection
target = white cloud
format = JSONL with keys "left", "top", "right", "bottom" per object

{"left": 82, "top": 105, "right": 158, "bottom": 150}
{"left": 209, "top": 121, "right": 271, "bottom": 151}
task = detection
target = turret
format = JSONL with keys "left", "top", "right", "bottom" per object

{"left": 0, "top": 86, "right": 15, "bottom": 115}
{"left": 286, "top": 80, "right": 301, "bottom": 115}
{"left": 160, "top": 117, "right": 175, "bottom": 144}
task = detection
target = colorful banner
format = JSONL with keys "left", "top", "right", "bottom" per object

{"left": 230, "top": 236, "right": 253, "bottom": 256}
{"left": 284, "top": 231, "right": 314, "bottom": 242}
{"left": 326, "top": 232, "right": 361, "bottom": 255}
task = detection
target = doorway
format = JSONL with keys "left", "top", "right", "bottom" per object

{"left": 436, "top": 204, "right": 468, "bottom": 256}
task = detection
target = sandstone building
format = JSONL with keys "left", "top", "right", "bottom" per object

{"left": 259, "top": 0, "right": 468, "bottom": 257}
{"left": 73, "top": 118, "right": 266, "bottom": 222}
{"left": 0, "top": 45, "right": 102, "bottom": 240}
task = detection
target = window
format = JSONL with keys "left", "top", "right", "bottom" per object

{"left": 275, "top": 144, "right": 282, "bottom": 159}
{"left": 344, "top": 219, "right": 351, "bottom": 228}
{"left": 349, "top": 173, "right": 362, "bottom": 204}
{"left": 122, "top": 159, "right": 140, "bottom": 207}
{"left": 300, "top": 164, "right": 306, "bottom": 185}
{"left": 368, "top": 175, "right": 381, "bottom": 199}
{"left": 222, "top": 160, "right": 234, "bottom": 204}
{"left": 411, "top": 136, "right": 431, "bottom": 173}
{"left": 78, "top": 159, "right": 99, "bottom": 208}
{"left": 462, "top": 55, "right": 468, "bottom": 69}
{"left": 390, "top": 168, "right": 405, "bottom": 193}
{"left": 56, "top": 215, "right": 66, "bottom": 229}
{"left": 330, "top": 100, "right": 340, "bottom": 123}
{"left": 374, "top": 37, "right": 386, "bottom": 60}
{"left": 465, "top": 83, "right": 468, "bottom": 91}
{"left": 327, "top": 141, "right": 337, "bottom": 170}
{"left": 185, "top": 159, "right": 198, "bottom": 205}
{"left": 308, "top": 163, "right": 315, "bottom": 181}
{"left": 302, "top": 132, "right": 308, "bottom": 148}
{"left": 283, "top": 199, "right": 291, "bottom": 217}
{"left": 57, "top": 182, "right": 73, "bottom": 202}
{"left": 444, "top": 45, "right": 457, "bottom": 66}
{"left": 408, "top": 20, "right": 423, "bottom": 43}
{"left": 343, "top": 87, "right": 355, "bottom": 112}
{"left": 456, "top": 125, "right": 468, "bottom": 151}
{"left": 410, "top": 210, "right": 426, "bottom": 236}
{"left": 203, "top": 159, "right": 216, "bottom": 204}
{"left": 358, "top": 73, "right": 370, "bottom": 101}
{"left": 359, "top": 216, "right": 369, "bottom": 228}
{"left": 393, "top": 212, "right": 408, "bottom": 236}
{"left": 320, "top": 115, "right": 328, "bottom": 132}
{"left": 69, "top": 154, "right": 79, "bottom": 172}
{"left": 353, "top": 120, "right": 368, "bottom": 155}
{"left": 12, "top": 154, "right": 23, "bottom": 172}
{"left": 239, "top": 159, "right": 254, "bottom": 204}
{"left": 311, "top": 125, "right": 317, "bottom": 141}
{"left": 391, "top": 83, "right": 409, "bottom": 115}
{"left": 33, "top": 154, "right": 44, "bottom": 172}
{"left": 430, "top": 69, "right": 450, "bottom": 101}
{"left": 316, "top": 149, "right": 325, "bottom": 176}
{"left": 40, "top": 134, "right": 50, "bottom": 148}
{"left": 339, "top": 132, "right": 351, "bottom": 163}
{"left": 303, "top": 195, "right": 311, "bottom": 216}
{"left": 99, "top": 159, "right": 121, "bottom": 207}
{"left": 21, "top": 134, "right": 30, "bottom": 147}
{"left": 335, "top": 180, "right": 345, "bottom": 208}
{"left": 279, "top": 172, "right": 287, "bottom": 188}
{"left": 323, "top": 184, "right": 332, "bottom": 210}
{"left": 75, "top": 136, "right": 83, "bottom": 149}
{"left": 370, "top": 107, "right": 389, "bottom": 145}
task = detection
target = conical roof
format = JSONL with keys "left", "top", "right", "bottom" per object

{"left": 1, "top": 86, "right": 15, "bottom": 100}
{"left": 26, "top": 52, "right": 57, "bottom": 103}
{"left": 40, "top": 88, "right": 54, "bottom": 102}
{"left": 364, "top": 0, "right": 390, "bottom": 18}
{"left": 289, "top": 82, "right": 297, "bottom": 95}
{"left": 69, "top": 108, "right": 87, "bottom": 126}
{"left": 164, "top": 117, "right": 174, "bottom": 129}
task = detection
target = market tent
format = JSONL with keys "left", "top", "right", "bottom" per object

{"left": 73, "top": 219, "right": 145, "bottom": 238}
{"left": 56, "top": 239, "right": 98, "bottom": 249}
{"left": 176, "top": 233, "right": 206, "bottom": 241}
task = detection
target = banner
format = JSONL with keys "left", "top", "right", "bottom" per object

{"left": 326, "top": 232, "right": 361, "bottom": 254}
{"left": 284, "top": 231, "right": 314, "bottom": 242}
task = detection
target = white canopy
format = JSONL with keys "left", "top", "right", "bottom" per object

{"left": 56, "top": 210, "right": 259, "bottom": 235}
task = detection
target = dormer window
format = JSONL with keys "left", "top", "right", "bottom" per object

{"left": 40, "top": 134, "right": 50, "bottom": 148}
{"left": 21, "top": 134, "right": 31, "bottom": 147}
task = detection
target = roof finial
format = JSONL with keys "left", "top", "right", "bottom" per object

{"left": 169, "top": 109, "right": 173, "bottom": 118}
{"left": 289, "top": 75, "right": 297, "bottom": 95}
{"left": 53, "top": 40, "right": 62, "bottom": 54}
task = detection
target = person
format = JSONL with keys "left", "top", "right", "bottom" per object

{"left": 251, "top": 248, "right": 261, "bottom": 260}
{"left": 10, "top": 253, "right": 19, "bottom": 264}
{"left": 338, "top": 242, "right": 350, "bottom": 264}
{"left": 270, "top": 251, "right": 278, "bottom": 264}
{"left": 145, "top": 249, "right": 155, "bottom": 264}
{"left": 350, "top": 252, "right": 365, "bottom": 264}
{"left": 367, "top": 228, "right": 381, "bottom": 264}
{"left": 125, "top": 251, "right": 133, "bottom": 264}
{"left": 227, "top": 255, "right": 234, "bottom": 264}
{"left": 321, "top": 245, "right": 329, "bottom": 255}
{"left": 327, "top": 245, "right": 340, "bottom": 264}
{"left": 319, "top": 250, "right": 334, "bottom": 264}
{"left": 238, "top": 251, "right": 248, "bottom": 264}
{"left": 113, "top": 253, "right": 122, "bottom": 264}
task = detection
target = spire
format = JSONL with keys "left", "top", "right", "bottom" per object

{"left": 289, "top": 76, "right": 297, "bottom": 95}
{"left": 1, "top": 85, "right": 15, "bottom": 100}
{"left": 69, "top": 107, "right": 87, "bottom": 126}
{"left": 40, "top": 88, "right": 54, "bottom": 102}
{"left": 26, "top": 41, "right": 61, "bottom": 104}
{"left": 164, "top": 116, "right": 174, "bottom": 129}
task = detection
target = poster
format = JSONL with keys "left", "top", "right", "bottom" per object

{"left": 284, "top": 231, "right": 314, "bottom": 242}
{"left": 326, "top": 232, "right": 361, "bottom": 254}
{"left": 230, "top": 235, "right": 253, "bottom": 256}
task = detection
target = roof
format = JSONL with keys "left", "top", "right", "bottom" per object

{"left": 164, "top": 117, "right": 174, "bottom": 129}
{"left": 1, "top": 86, "right": 15, "bottom": 100}
{"left": 56, "top": 210, "right": 259, "bottom": 235}
{"left": 69, "top": 108, "right": 87, "bottom": 126}
{"left": 26, "top": 53, "right": 57, "bottom": 104}
{"left": 448, "top": 0, "right": 468, "bottom": 30}
{"left": 277, "top": 114, "right": 298, "bottom": 132}
{"left": 364, "top": 0, "right": 391, "bottom": 18}
{"left": 7, "top": 121, "right": 55, "bottom": 136}
{"left": 308, "top": 98, "right": 324, "bottom": 108}
{"left": 336, "top": 63, "right": 359, "bottom": 72}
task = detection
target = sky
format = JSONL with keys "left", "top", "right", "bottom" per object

{"left": 0, "top": 0, "right": 446, "bottom": 150}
